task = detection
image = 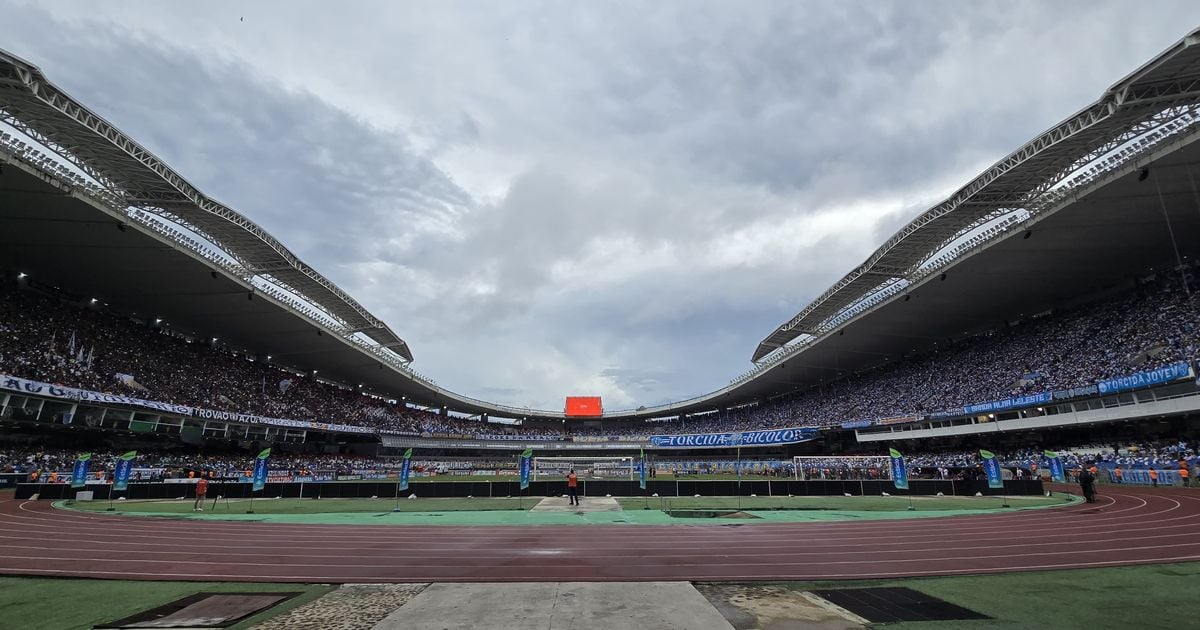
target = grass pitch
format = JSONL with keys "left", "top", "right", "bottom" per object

{"left": 0, "top": 578, "right": 331, "bottom": 630}
{"left": 774, "top": 561, "right": 1200, "bottom": 628}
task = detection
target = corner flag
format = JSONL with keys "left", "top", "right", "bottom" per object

{"left": 113, "top": 451, "right": 137, "bottom": 492}
{"left": 71, "top": 453, "right": 92, "bottom": 489}
{"left": 1043, "top": 450, "right": 1066, "bottom": 483}
{"left": 400, "top": 447, "right": 413, "bottom": 491}
{"left": 519, "top": 448, "right": 533, "bottom": 490}
{"left": 638, "top": 447, "right": 647, "bottom": 490}
{"left": 888, "top": 448, "right": 909, "bottom": 490}
{"left": 252, "top": 448, "right": 271, "bottom": 492}
{"left": 980, "top": 449, "right": 1004, "bottom": 489}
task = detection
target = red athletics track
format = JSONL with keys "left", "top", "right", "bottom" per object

{"left": 0, "top": 485, "right": 1197, "bottom": 583}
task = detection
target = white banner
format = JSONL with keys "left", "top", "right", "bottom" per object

{"left": 0, "top": 373, "right": 373, "bottom": 434}
{"left": 0, "top": 374, "right": 192, "bottom": 415}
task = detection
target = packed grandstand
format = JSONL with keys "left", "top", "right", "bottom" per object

{"left": 2, "top": 268, "right": 1197, "bottom": 440}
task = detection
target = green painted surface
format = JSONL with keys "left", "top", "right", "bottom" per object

{"left": 0, "top": 577, "right": 331, "bottom": 630}
{"left": 619, "top": 495, "right": 1068, "bottom": 512}
{"left": 55, "top": 493, "right": 1075, "bottom": 526}
{"left": 771, "top": 561, "right": 1200, "bottom": 629}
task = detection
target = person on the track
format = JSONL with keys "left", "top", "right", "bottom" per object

{"left": 1078, "top": 467, "right": 1097, "bottom": 503}
{"left": 567, "top": 469, "right": 579, "bottom": 506}
{"left": 1113, "top": 466, "right": 1123, "bottom": 484}
{"left": 1149, "top": 467, "right": 1159, "bottom": 487}
{"left": 194, "top": 477, "right": 208, "bottom": 511}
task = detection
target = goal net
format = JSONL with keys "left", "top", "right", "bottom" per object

{"left": 792, "top": 455, "right": 891, "bottom": 480}
{"left": 533, "top": 456, "right": 635, "bottom": 481}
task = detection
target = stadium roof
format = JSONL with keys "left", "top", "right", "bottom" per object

{"left": 3, "top": 33, "right": 1200, "bottom": 423}
{"left": 753, "top": 27, "right": 1200, "bottom": 362}
{"left": 0, "top": 49, "right": 413, "bottom": 363}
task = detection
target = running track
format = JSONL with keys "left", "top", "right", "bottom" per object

{"left": 1, "top": 485, "right": 1197, "bottom": 583}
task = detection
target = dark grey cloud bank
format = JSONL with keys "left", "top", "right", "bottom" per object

{"left": 3, "top": 2, "right": 1199, "bottom": 410}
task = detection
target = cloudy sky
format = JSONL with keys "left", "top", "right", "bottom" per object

{"left": 3, "top": 2, "right": 1199, "bottom": 411}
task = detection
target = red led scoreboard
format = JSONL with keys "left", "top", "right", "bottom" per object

{"left": 565, "top": 396, "right": 603, "bottom": 417}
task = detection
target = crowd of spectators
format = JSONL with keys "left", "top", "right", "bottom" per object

{"left": 2, "top": 270, "right": 1198, "bottom": 439}
{"left": 718, "top": 272, "right": 1200, "bottom": 428}
{"left": 8, "top": 438, "right": 1197, "bottom": 483}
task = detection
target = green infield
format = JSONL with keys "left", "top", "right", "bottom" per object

{"left": 0, "top": 577, "right": 332, "bottom": 630}
{"left": 62, "top": 496, "right": 530, "bottom": 515}
{"left": 767, "top": 561, "right": 1200, "bottom": 629}
{"left": 617, "top": 494, "right": 1070, "bottom": 512}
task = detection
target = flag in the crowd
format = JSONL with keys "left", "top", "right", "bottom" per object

{"left": 252, "top": 448, "right": 271, "bottom": 492}
{"left": 400, "top": 447, "right": 413, "bottom": 492}
{"left": 1044, "top": 450, "right": 1066, "bottom": 483}
{"left": 113, "top": 451, "right": 137, "bottom": 492}
{"left": 70, "top": 453, "right": 91, "bottom": 489}
{"left": 889, "top": 447, "right": 909, "bottom": 490}
{"left": 519, "top": 447, "right": 533, "bottom": 490}
{"left": 980, "top": 449, "right": 1005, "bottom": 489}
{"left": 84, "top": 346, "right": 95, "bottom": 370}
{"left": 76, "top": 347, "right": 85, "bottom": 363}
{"left": 115, "top": 373, "right": 148, "bottom": 392}
{"left": 68, "top": 330, "right": 76, "bottom": 357}
{"left": 638, "top": 447, "right": 647, "bottom": 490}
{"left": 279, "top": 378, "right": 294, "bottom": 393}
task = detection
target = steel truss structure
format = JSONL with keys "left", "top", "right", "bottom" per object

{"left": 0, "top": 49, "right": 413, "bottom": 364}
{"left": 751, "top": 28, "right": 1200, "bottom": 366}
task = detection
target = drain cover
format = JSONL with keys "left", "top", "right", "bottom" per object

{"left": 96, "top": 592, "right": 299, "bottom": 628}
{"left": 812, "top": 587, "right": 989, "bottom": 623}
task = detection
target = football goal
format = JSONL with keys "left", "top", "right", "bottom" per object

{"left": 533, "top": 456, "right": 637, "bottom": 481}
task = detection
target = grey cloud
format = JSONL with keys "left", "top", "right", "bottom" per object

{"left": 5, "top": 2, "right": 1200, "bottom": 410}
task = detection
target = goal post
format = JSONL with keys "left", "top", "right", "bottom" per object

{"left": 532, "top": 456, "right": 635, "bottom": 481}
{"left": 792, "top": 455, "right": 891, "bottom": 480}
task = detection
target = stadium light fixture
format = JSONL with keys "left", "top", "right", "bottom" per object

{"left": 16, "top": 272, "right": 26, "bottom": 279}
{"left": 154, "top": 318, "right": 162, "bottom": 324}
{"left": 266, "top": 355, "right": 272, "bottom": 360}
{"left": 89, "top": 298, "right": 98, "bottom": 304}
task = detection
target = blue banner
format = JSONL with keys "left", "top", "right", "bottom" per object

{"left": 400, "top": 448, "right": 412, "bottom": 492}
{"left": 963, "top": 392, "right": 1052, "bottom": 415}
{"left": 638, "top": 449, "right": 647, "bottom": 490}
{"left": 113, "top": 453, "right": 136, "bottom": 492}
{"left": 519, "top": 454, "right": 532, "bottom": 490}
{"left": 1097, "top": 362, "right": 1191, "bottom": 394}
{"left": 70, "top": 454, "right": 91, "bottom": 489}
{"left": 981, "top": 449, "right": 1004, "bottom": 489}
{"left": 888, "top": 448, "right": 909, "bottom": 490}
{"left": 1044, "top": 450, "right": 1065, "bottom": 483}
{"left": 649, "top": 427, "right": 817, "bottom": 448}
{"left": 252, "top": 452, "right": 270, "bottom": 492}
